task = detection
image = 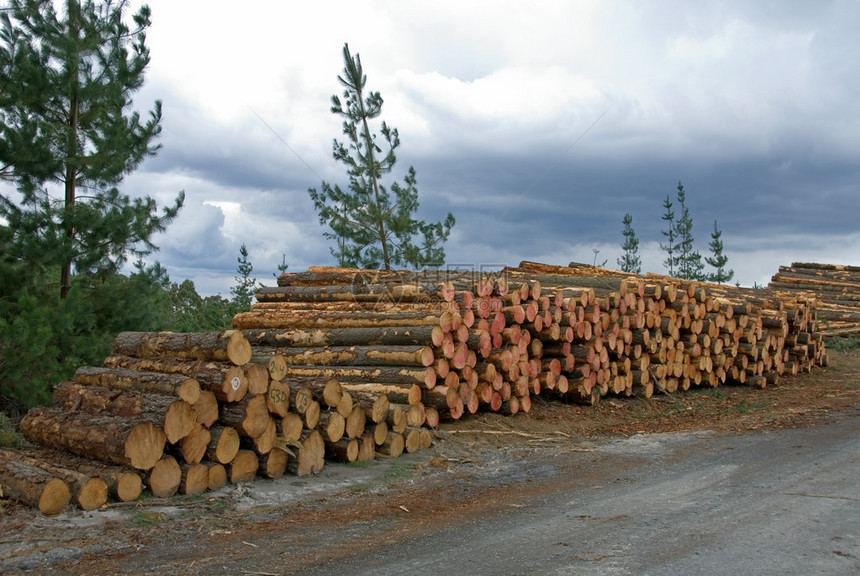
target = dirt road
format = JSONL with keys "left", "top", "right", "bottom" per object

{"left": 2, "top": 350, "right": 859, "bottom": 575}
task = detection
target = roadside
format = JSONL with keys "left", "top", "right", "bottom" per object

{"left": 1, "top": 348, "right": 858, "bottom": 575}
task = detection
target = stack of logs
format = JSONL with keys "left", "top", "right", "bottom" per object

{"left": 769, "top": 262, "right": 860, "bottom": 337}
{"left": 4, "top": 328, "right": 432, "bottom": 515}
{"left": 3, "top": 261, "right": 830, "bottom": 515}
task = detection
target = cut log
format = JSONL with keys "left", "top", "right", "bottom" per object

{"left": 219, "top": 394, "right": 272, "bottom": 439}
{"left": 242, "top": 325, "right": 445, "bottom": 348}
{"left": 340, "top": 383, "right": 422, "bottom": 406}
{"left": 101, "top": 356, "right": 249, "bottom": 403}
{"left": 280, "top": 412, "right": 304, "bottom": 441}
{"left": 252, "top": 417, "right": 278, "bottom": 455}
{"left": 19, "top": 405, "right": 166, "bottom": 471}
{"left": 0, "top": 450, "right": 71, "bottom": 515}
{"left": 207, "top": 463, "right": 227, "bottom": 491}
{"left": 147, "top": 456, "right": 181, "bottom": 498}
{"left": 179, "top": 424, "right": 211, "bottom": 464}
{"left": 277, "top": 365, "right": 435, "bottom": 388}
{"left": 206, "top": 426, "right": 241, "bottom": 465}
{"left": 318, "top": 411, "right": 346, "bottom": 443}
{"left": 245, "top": 363, "right": 270, "bottom": 395}
{"left": 265, "top": 379, "right": 292, "bottom": 417}
{"left": 286, "top": 430, "right": 326, "bottom": 476}
{"left": 229, "top": 449, "right": 260, "bottom": 484}
{"left": 325, "top": 437, "right": 359, "bottom": 462}
{"left": 180, "top": 463, "right": 209, "bottom": 496}
{"left": 377, "top": 432, "right": 404, "bottom": 457}
{"left": 260, "top": 448, "right": 289, "bottom": 479}
{"left": 73, "top": 366, "right": 200, "bottom": 403}
{"left": 191, "top": 390, "right": 219, "bottom": 428}
{"left": 10, "top": 451, "right": 107, "bottom": 511}
{"left": 357, "top": 434, "right": 376, "bottom": 462}
{"left": 251, "top": 345, "right": 436, "bottom": 368}
{"left": 345, "top": 405, "right": 367, "bottom": 440}
{"left": 112, "top": 330, "right": 252, "bottom": 366}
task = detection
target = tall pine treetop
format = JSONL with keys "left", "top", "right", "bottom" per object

{"left": 309, "top": 43, "right": 454, "bottom": 270}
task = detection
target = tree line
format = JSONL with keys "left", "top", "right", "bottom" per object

{"left": 616, "top": 181, "right": 734, "bottom": 283}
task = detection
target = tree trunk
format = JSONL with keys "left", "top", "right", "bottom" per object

{"left": 112, "top": 330, "right": 252, "bottom": 366}
{"left": 180, "top": 462, "right": 209, "bottom": 496}
{"left": 73, "top": 366, "right": 200, "bottom": 403}
{"left": 228, "top": 449, "right": 259, "bottom": 484}
{"left": 285, "top": 430, "right": 325, "bottom": 476}
{"left": 19, "top": 405, "right": 166, "bottom": 471}
{"left": 0, "top": 449, "right": 71, "bottom": 515}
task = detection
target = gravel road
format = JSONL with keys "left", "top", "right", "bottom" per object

{"left": 300, "top": 414, "right": 860, "bottom": 576}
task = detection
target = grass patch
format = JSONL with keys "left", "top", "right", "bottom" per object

{"left": 827, "top": 336, "right": 860, "bottom": 352}
{"left": 736, "top": 399, "right": 768, "bottom": 414}
{"left": 382, "top": 460, "right": 415, "bottom": 482}
{"left": 126, "top": 511, "right": 165, "bottom": 528}
{"left": 0, "top": 412, "right": 20, "bottom": 447}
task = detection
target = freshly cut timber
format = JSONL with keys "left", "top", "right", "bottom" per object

{"left": 233, "top": 309, "right": 447, "bottom": 330}
{"left": 229, "top": 449, "right": 259, "bottom": 483}
{"left": 191, "top": 390, "right": 219, "bottom": 428}
{"left": 73, "top": 366, "right": 200, "bottom": 403}
{"left": 53, "top": 380, "right": 179, "bottom": 418}
{"left": 219, "top": 394, "right": 272, "bottom": 439}
{"left": 112, "top": 330, "right": 252, "bottom": 366}
{"left": 0, "top": 450, "right": 70, "bottom": 515}
{"left": 147, "top": 456, "right": 181, "bottom": 498}
{"left": 286, "top": 430, "right": 325, "bottom": 476}
{"left": 13, "top": 450, "right": 107, "bottom": 511}
{"left": 242, "top": 325, "right": 446, "bottom": 348}
{"left": 19, "top": 405, "right": 166, "bottom": 471}
{"left": 257, "top": 282, "right": 458, "bottom": 303}
{"left": 276, "top": 365, "right": 435, "bottom": 388}
{"left": 180, "top": 463, "right": 209, "bottom": 496}
{"left": 207, "top": 463, "right": 227, "bottom": 491}
{"left": 179, "top": 424, "right": 211, "bottom": 464}
{"left": 101, "top": 356, "right": 249, "bottom": 403}
{"left": 259, "top": 447, "right": 289, "bottom": 479}
{"left": 250, "top": 344, "right": 436, "bottom": 368}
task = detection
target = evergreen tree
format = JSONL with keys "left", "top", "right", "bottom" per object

{"left": 308, "top": 43, "right": 454, "bottom": 269}
{"left": 673, "top": 181, "right": 705, "bottom": 280}
{"left": 617, "top": 212, "right": 641, "bottom": 274}
{"left": 273, "top": 253, "right": 288, "bottom": 279}
{"left": 659, "top": 194, "right": 677, "bottom": 276}
{"left": 705, "top": 220, "right": 734, "bottom": 284}
{"left": 0, "top": 0, "right": 183, "bottom": 299}
{"left": 230, "top": 243, "right": 257, "bottom": 312}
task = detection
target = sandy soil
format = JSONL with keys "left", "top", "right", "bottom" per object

{"left": 1, "top": 349, "right": 858, "bottom": 575}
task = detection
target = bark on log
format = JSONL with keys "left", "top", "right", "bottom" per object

{"left": 101, "top": 356, "right": 248, "bottom": 403}
{"left": 325, "top": 437, "right": 359, "bottom": 462}
{"left": 112, "top": 330, "right": 252, "bottom": 366}
{"left": 0, "top": 450, "right": 71, "bottom": 515}
{"left": 19, "top": 405, "right": 166, "bottom": 471}
{"left": 250, "top": 344, "right": 436, "bottom": 368}
{"left": 275, "top": 365, "right": 435, "bottom": 388}
{"left": 242, "top": 325, "right": 445, "bottom": 348}
{"left": 11, "top": 451, "right": 107, "bottom": 511}
{"left": 73, "top": 366, "right": 200, "bottom": 403}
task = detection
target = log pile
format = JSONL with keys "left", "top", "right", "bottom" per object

{"left": 6, "top": 328, "right": 414, "bottom": 514}
{"left": 4, "top": 261, "right": 830, "bottom": 515}
{"left": 769, "top": 262, "right": 860, "bottom": 337}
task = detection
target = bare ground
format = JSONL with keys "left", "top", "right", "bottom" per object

{"left": 1, "top": 349, "right": 859, "bottom": 575}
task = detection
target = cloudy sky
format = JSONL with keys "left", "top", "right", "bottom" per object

{"left": 116, "top": 0, "right": 859, "bottom": 295}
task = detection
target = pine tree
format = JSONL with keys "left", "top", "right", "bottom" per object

{"left": 308, "top": 43, "right": 455, "bottom": 270}
{"left": 617, "top": 212, "right": 641, "bottom": 274}
{"left": 673, "top": 181, "right": 705, "bottom": 280}
{"left": 0, "top": 0, "right": 183, "bottom": 299}
{"left": 659, "top": 194, "right": 677, "bottom": 276}
{"left": 705, "top": 220, "right": 734, "bottom": 284}
{"left": 231, "top": 243, "right": 257, "bottom": 312}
